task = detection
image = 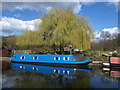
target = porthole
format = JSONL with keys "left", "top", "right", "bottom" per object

{"left": 63, "top": 70, "right": 69, "bottom": 74}
{"left": 20, "top": 66, "right": 25, "bottom": 69}
{"left": 32, "top": 67, "right": 38, "bottom": 70}
{"left": 63, "top": 57, "right": 69, "bottom": 60}
{"left": 20, "top": 56, "right": 25, "bottom": 59}
{"left": 54, "top": 57, "right": 60, "bottom": 60}
{"left": 33, "top": 56, "right": 38, "bottom": 60}
{"left": 54, "top": 70, "right": 60, "bottom": 73}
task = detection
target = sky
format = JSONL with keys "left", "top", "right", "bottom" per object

{"left": 1, "top": 0, "right": 120, "bottom": 41}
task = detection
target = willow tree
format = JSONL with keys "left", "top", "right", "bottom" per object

{"left": 16, "top": 9, "right": 94, "bottom": 52}
{"left": 16, "top": 30, "right": 44, "bottom": 49}
{"left": 38, "top": 9, "right": 94, "bottom": 51}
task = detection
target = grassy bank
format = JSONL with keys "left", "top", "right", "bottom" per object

{"left": 84, "top": 51, "right": 120, "bottom": 66}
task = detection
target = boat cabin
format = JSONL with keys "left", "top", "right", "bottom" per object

{"left": 109, "top": 57, "right": 120, "bottom": 67}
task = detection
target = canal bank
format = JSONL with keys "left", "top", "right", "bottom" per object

{"left": 0, "top": 57, "right": 11, "bottom": 71}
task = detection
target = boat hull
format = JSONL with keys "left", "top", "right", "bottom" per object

{"left": 11, "top": 54, "right": 92, "bottom": 67}
{"left": 102, "top": 57, "right": 120, "bottom": 67}
{"left": 102, "top": 63, "right": 110, "bottom": 67}
{"left": 11, "top": 60, "right": 91, "bottom": 68}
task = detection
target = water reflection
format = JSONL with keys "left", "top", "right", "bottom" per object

{"left": 2, "top": 62, "right": 120, "bottom": 88}
{"left": 8, "top": 63, "right": 92, "bottom": 88}
{"left": 11, "top": 63, "right": 92, "bottom": 77}
{"left": 102, "top": 67, "right": 120, "bottom": 78}
{"left": 90, "top": 66, "right": 120, "bottom": 88}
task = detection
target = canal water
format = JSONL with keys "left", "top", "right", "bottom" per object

{"left": 1, "top": 62, "right": 120, "bottom": 89}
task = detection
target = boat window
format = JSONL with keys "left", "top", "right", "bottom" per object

{"left": 12, "top": 56, "right": 16, "bottom": 58}
{"left": 54, "top": 70, "right": 60, "bottom": 73}
{"left": 54, "top": 57, "right": 60, "bottom": 60}
{"left": 32, "top": 67, "right": 38, "bottom": 70}
{"left": 20, "top": 56, "right": 25, "bottom": 59}
{"left": 20, "top": 66, "right": 25, "bottom": 69}
{"left": 33, "top": 56, "right": 38, "bottom": 60}
{"left": 63, "top": 57, "right": 69, "bottom": 60}
{"left": 63, "top": 70, "right": 69, "bottom": 74}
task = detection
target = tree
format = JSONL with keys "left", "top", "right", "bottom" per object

{"left": 2, "top": 35, "right": 17, "bottom": 49}
{"left": 37, "top": 9, "right": 94, "bottom": 52}
{"left": 16, "top": 30, "right": 44, "bottom": 50}
{"left": 16, "top": 9, "right": 94, "bottom": 53}
{"left": 117, "top": 33, "right": 120, "bottom": 46}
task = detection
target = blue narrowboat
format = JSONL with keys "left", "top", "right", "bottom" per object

{"left": 11, "top": 54, "right": 92, "bottom": 66}
{"left": 11, "top": 63, "right": 92, "bottom": 76}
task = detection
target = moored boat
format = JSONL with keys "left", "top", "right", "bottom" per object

{"left": 110, "top": 57, "right": 120, "bottom": 67}
{"left": 11, "top": 54, "right": 92, "bottom": 66}
{"left": 102, "top": 63, "right": 110, "bottom": 67}
{"left": 102, "top": 56, "right": 120, "bottom": 67}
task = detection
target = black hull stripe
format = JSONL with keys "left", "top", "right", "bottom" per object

{"left": 11, "top": 61, "right": 90, "bottom": 68}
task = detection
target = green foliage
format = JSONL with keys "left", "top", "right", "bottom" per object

{"left": 16, "top": 30, "right": 44, "bottom": 48}
{"left": 16, "top": 9, "right": 94, "bottom": 51}
{"left": 2, "top": 36, "right": 17, "bottom": 49}
{"left": 38, "top": 9, "right": 94, "bottom": 50}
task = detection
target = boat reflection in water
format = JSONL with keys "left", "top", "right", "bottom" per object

{"left": 102, "top": 67, "right": 120, "bottom": 78}
{"left": 11, "top": 63, "right": 92, "bottom": 77}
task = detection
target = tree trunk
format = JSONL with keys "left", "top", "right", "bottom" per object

{"left": 53, "top": 44, "right": 57, "bottom": 54}
{"left": 59, "top": 45, "right": 64, "bottom": 54}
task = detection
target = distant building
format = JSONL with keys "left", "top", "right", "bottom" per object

{"left": 0, "top": 46, "right": 13, "bottom": 57}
